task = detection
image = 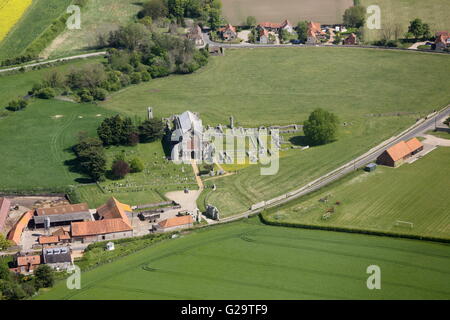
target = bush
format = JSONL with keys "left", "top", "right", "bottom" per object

{"left": 112, "top": 160, "right": 130, "bottom": 179}
{"left": 130, "top": 157, "right": 145, "bottom": 173}
{"left": 93, "top": 88, "right": 108, "bottom": 101}
{"left": 130, "top": 72, "right": 142, "bottom": 84}
{"left": 36, "top": 87, "right": 56, "bottom": 99}
{"left": 6, "top": 98, "right": 28, "bottom": 111}
{"left": 141, "top": 71, "right": 151, "bottom": 82}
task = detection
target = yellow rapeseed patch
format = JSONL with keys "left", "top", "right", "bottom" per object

{"left": 0, "top": 0, "right": 32, "bottom": 41}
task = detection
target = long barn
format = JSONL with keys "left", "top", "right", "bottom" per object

{"left": 377, "top": 138, "right": 424, "bottom": 167}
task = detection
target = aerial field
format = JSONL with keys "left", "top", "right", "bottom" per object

{"left": 36, "top": 218, "right": 450, "bottom": 299}
{"left": 0, "top": 0, "right": 72, "bottom": 60}
{"left": 44, "top": 0, "right": 141, "bottom": 59}
{"left": 221, "top": 0, "right": 353, "bottom": 25}
{"left": 361, "top": 0, "right": 450, "bottom": 42}
{"left": 263, "top": 147, "right": 450, "bottom": 240}
{"left": 102, "top": 47, "right": 450, "bottom": 216}
{"left": 0, "top": 0, "right": 32, "bottom": 42}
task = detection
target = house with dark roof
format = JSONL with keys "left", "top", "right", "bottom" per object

{"left": 33, "top": 203, "right": 92, "bottom": 228}
{"left": 377, "top": 138, "right": 424, "bottom": 167}
{"left": 0, "top": 197, "right": 11, "bottom": 234}
{"left": 43, "top": 246, "right": 72, "bottom": 271}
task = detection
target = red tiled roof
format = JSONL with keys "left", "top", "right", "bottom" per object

{"left": 308, "top": 21, "right": 323, "bottom": 34}
{"left": 71, "top": 218, "right": 132, "bottom": 237}
{"left": 97, "top": 197, "right": 131, "bottom": 224}
{"left": 39, "top": 235, "right": 59, "bottom": 244}
{"left": 258, "top": 22, "right": 282, "bottom": 29}
{"left": 158, "top": 215, "right": 193, "bottom": 229}
{"left": 386, "top": 138, "right": 423, "bottom": 162}
{"left": 436, "top": 31, "right": 449, "bottom": 38}
{"left": 260, "top": 28, "right": 269, "bottom": 37}
{"left": 0, "top": 197, "right": 11, "bottom": 233}
{"left": 17, "top": 255, "right": 41, "bottom": 267}
{"left": 281, "top": 20, "right": 292, "bottom": 28}
{"left": 436, "top": 34, "right": 448, "bottom": 44}
{"left": 7, "top": 210, "right": 33, "bottom": 245}
{"left": 36, "top": 203, "right": 89, "bottom": 216}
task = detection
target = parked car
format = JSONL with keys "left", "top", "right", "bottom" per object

{"left": 291, "top": 39, "right": 302, "bottom": 44}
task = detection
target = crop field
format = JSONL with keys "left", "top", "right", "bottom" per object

{"left": 263, "top": 147, "right": 450, "bottom": 240}
{"left": 361, "top": 0, "right": 450, "bottom": 42}
{"left": 44, "top": 0, "right": 141, "bottom": 59}
{"left": 102, "top": 47, "right": 450, "bottom": 216}
{"left": 36, "top": 217, "right": 450, "bottom": 299}
{"left": 0, "top": 0, "right": 32, "bottom": 42}
{"left": 0, "top": 0, "right": 72, "bottom": 60}
{"left": 221, "top": 0, "right": 353, "bottom": 25}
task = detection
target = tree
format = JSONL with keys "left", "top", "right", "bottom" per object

{"left": 0, "top": 234, "right": 11, "bottom": 251}
{"left": 0, "top": 281, "right": 26, "bottom": 300}
{"left": 130, "top": 157, "right": 145, "bottom": 173}
{"left": 246, "top": 16, "right": 256, "bottom": 27}
{"left": 0, "top": 260, "right": 11, "bottom": 281}
{"left": 139, "top": 0, "right": 168, "bottom": 20}
{"left": 303, "top": 108, "right": 339, "bottom": 145}
{"left": 297, "top": 21, "right": 308, "bottom": 42}
{"left": 108, "top": 23, "right": 152, "bottom": 51}
{"left": 207, "top": 7, "right": 221, "bottom": 31}
{"left": 343, "top": 5, "right": 366, "bottom": 28}
{"left": 78, "top": 147, "right": 107, "bottom": 181}
{"left": 36, "top": 87, "right": 56, "bottom": 99}
{"left": 6, "top": 98, "right": 28, "bottom": 111}
{"left": 34, "top": 265, "right": 54, "bottom": 289}
{"left": 138, "top": 118, "right": 165, "bottom": 143}
{"left": 97, "top": 115, "right": 138, "bottom": 146}
{"left": 408, "top": 18, "right": 431, "bottom": 40}
{"left": 112, "top": 160, "right": 130, "bottom": 179}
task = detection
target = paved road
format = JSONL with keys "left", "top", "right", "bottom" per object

{"left": 0, "top": 51, "right": 107, "bottom": 73}
{"left": 218, "top": 106, "right": 450, "bottom": 223}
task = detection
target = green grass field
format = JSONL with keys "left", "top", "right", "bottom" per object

{"left": 361, "top": 0, "right": 450, "bottom": 42}
{"left": 102, "top": 47, "right": 450, "bottom": 216}
{"left": 36, "top": 217, "right": 450, "bottom": 299}
{"left": 44, "top": 0, "right": 141, "bottom": 59}
{"left": 0, "top": 0, "right": 72, "bottom": 60}
{"left": 263, "top": 147, "right": 450, "bottom": 240}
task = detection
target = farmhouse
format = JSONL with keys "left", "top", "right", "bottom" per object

{"left": 155, "top": 215, "right": 194, "bottom": 232}
{"left": 435, "top": 31, "right": 450, "bottom": 51}
{"left": 344, "top": 33, "right": 358, "bottom": 45}
{"left": 71, "top": 197, "right": 133, "bottom": 243}
{"left": 219, "top": 24, "right": 238, "bottom": 40}
{"left": 187, "top": 25, "right": 204, "bottom": 46}
{"left": 377, "top": 138, "right": 424, "bottom": 167}
{"left": 10, "top": 254, "right": 41, "bottom": 274}
{"left": 42, "top": 246, "right": 72, "bottom": 271}
{"left": 258, "top": 20, "right": 293, "bottom": 33}
{"left": 38, "top": 227, "right": 71, "bottom": 245}
{"left": 33, "top": 203, "right": 92, "bottom": 229}
{"left": 0, "top": 197, "right": 11, "bottom": 233}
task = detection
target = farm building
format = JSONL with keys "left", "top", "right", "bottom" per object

{"left": 187, "top": 25, "right": 204, "bottom": 46}
{"left": 0, "top": 197, "right": 11, "bottom": 233}
{"left": 33, "top": 203, "right": 92, "bottom": 229}
{"left": 377, "top": 138, "right": 424, "bottom": 167}
{"left": 38, "top": 227, "right": 71, "bottom": 245}
{"left": 219, "top": 24, "right": 238, "bottom": 40}
{"left": 42, "top": 247, "right": 72, "bottom": 271}
{"left": 7, "top": 210, "right": 33, "bottom": 245}
{"left": 306, "top": 21, "right": 326, "bottom": 44}
{"left": 155, "top": 215, "right": 194, "bottom": 232}
{"left": 364, "top": 163, "right": 377, "bottom": 172}
{"left": 71, "top": 218, "right": 133, "bottom": 243}
{"left": 257, "top": 20, "right": 294, "bottom": 33}
{"left": 10, "top": 254, "right": 41, "bottom": 274}
{"left": 97, "top": 197, "right": 132, "bottom": 221}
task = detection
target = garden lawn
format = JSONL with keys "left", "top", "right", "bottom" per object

{"left": 36, "top": 217, "right": 450, "bottom": 300}
{"left": 263, "top": 147, "right": 450, "bottom": 240}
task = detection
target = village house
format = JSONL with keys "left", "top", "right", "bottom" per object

{"left": 376, "top": 138, "right": 424, "bottom": 167}
{"left": 187, "top": 25, "right": 204, "bottom": 46}
{"left": 344, "top": 33, "right": 358, "bottom": 45}
{"left": 435, "top": 31, "right": 450, "bottom": 51}
{"left": 154, "top": 215, "right": 194, "bottom": 233}
{"left": 42, "top": 246, "right": 73, "bottom": 271}
{"left": 33, "top": 202, "right": 92, "bottom": 229}
{"left": 0, "top": 197, "right": 11, "bottom": 234}
{"left": 258, "top": 20, "right": 294, "bottom": 33}
{"left": 259, "top": 28, "right": 269, "bottom": 44}
{"left": 10, "top": 254, "right": 41, "bottom": 274}
{"left": 219, "top": 24, "right": 238, "bottom": 41}
{"left": 306, "top": 21, "right": 326, "bottom": 44}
